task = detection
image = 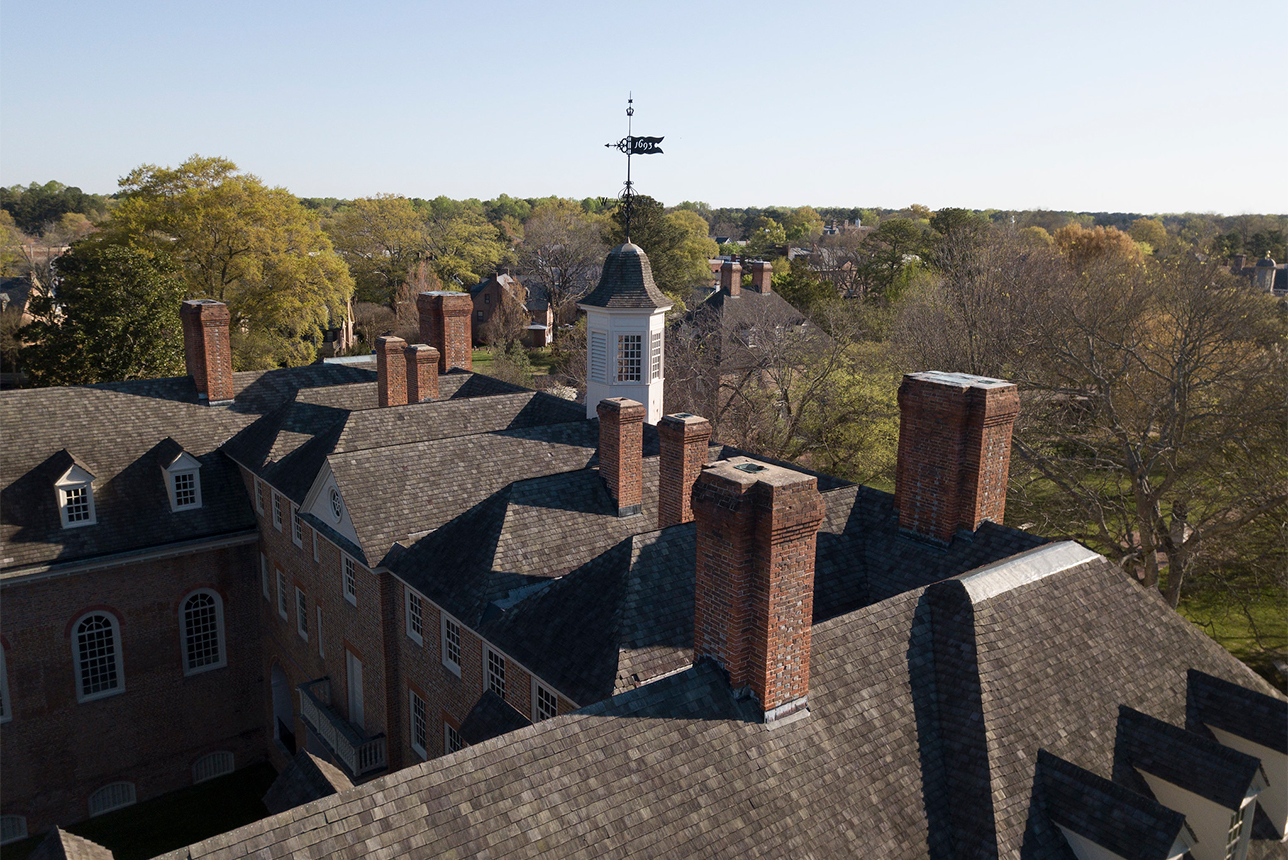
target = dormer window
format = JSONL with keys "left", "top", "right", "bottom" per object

{"left": 162, "top": 451, "right": 203, "bottom": 512}
{"left": 56, "top": 463, "right": 97, "bottom": 528}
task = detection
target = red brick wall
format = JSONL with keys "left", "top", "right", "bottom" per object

{"left": 180, "top": 300, "right": 234, "bottom": 403}
{"left": 658, "top": 413, "right": 712, "bottom": 529}
{"left": 894, "top": 373, "right": 1020, "bottom": 543}
{"left": 597, "top": 398, "right": 644, "bottom": 515}
{"left": 417, "top": 292, "right": 473, "bottom": 373}
{"left": 0, "top": 541, "right": 263, "bottom": 833}
{"left": 404, "top": 344, "right": 440, "bottom": 403}
{"left": 375, "top": 336, "right": 408, "bottom": 408}
{"left": 748, "top": 261, "right": 773, "bottom": 294}
{"left": 692, "top": 458, "right": 825, "bottom": 713}
{"left": 719, "top": 261, "right": 742, "bottom": 297}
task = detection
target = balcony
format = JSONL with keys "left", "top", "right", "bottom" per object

{"left": 297, "top": 678, "right": 387, "bottom": 778}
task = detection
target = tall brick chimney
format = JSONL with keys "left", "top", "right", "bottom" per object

{"left": 375, "top": 336, "right": 408, "bottom": 408}
{"left": 404, "top": 344, "right": 440, "bottom": 403}
{"left": 658, "top": 412, "right": 711, "bottom": 529}
{"left": 180, "top": 299, "right": 234, "bottom": 405}
{"left": 692, "top": 456, "right": 826, "bottom": 721}
{"left": 748, "top": 261, "right": 772, "bottom": 294}
{"left": 597, "top": 397, "right": 644, "bottom": 517}
{"left": 416, "top": 291, "right": 473, "bottom": 373}
{"left": 719, "top": 261, "right": 742, "bottom": 297}
{"left": 894, "top": 371, "right": 1020, "bottom": 544}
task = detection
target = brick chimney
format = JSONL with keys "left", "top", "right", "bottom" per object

{"left": 719, "top": 261, "right": 742, "bottom": 297}
{"left": 597, "top": 397, "right": 644, "bottom": 517}
{"left": 180, "top": 299, "right": 234, "bottom": 405}
{"left": 894, "top": 372, "right": 1020, "bottom": 544}
{"left": 658, "top": 412, "right": 712, "bottom": 529}
{"left": 748, "top": 261, "right": 772, "bottom": 294}
{"left": 692, "top": 456, "right": 826, "bottom": 721}
{"left": 1231, "top": 253, "right": 1246, "bottom": 273}
{"left": 404, "top": 344, "right": 440, "bottom": 403}
{"left": 416, "top": 291, "right": 473, "bottom": 373}
{"left": 375, "top": 336, "right": 408, "bottom": 408}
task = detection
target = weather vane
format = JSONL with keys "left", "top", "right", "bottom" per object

{"left": 605, "top": 94, "right": 664, "bottom": 243}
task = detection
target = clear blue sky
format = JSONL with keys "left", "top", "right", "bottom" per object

{"left": 2, "top": 0, "right": 1285, "bottom": 214}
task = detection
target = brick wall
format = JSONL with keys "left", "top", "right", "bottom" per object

{"left": 0, "top": 541, "right": 263, "bottom": 833}
{"left": 404, "top": 344, "right": 440, "bottom": 404}
{"left": 180, "top": 300, "right": 234, "bottom": 404}
{"left": 692, "top": 457, "right": 825, "bottom": 715}
{"left": 375, "top": 336, "right": 408, "bottom": 408}
{"left": 658, "top": 412, "right": 712, "bottom": 529}
{"left": 894, "top": 373, "right": 1020, "bottom": 544}
{"left": 597, "top": 398, "right": 644, "bottom": 517}
{"left": 417, "top": 292, "right": 473, "bottom": 373}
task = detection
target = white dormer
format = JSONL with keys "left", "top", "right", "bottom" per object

{"left": 55, "top": 463, "right": 97, "bottom": 528}
{"left": 162, "top": 451, "right": 203, "bottom": 512}
{"left": 301, "top": 462, "right": 361, "bottom": 550}
{"left": 578, "top": 243, "right": 673, "bottom": 424}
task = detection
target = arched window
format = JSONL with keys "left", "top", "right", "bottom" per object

{"left": 88, "top": 781, "right": 135, "bottom": 817}
{"left": 0, "top": 815, "right": 27, "bottom": 845}
{"left": 73, "top": 612, "right": 124, "bottom": 702}
{"left": 181, "top": 590, "right": 225, "bottom": 675}
{"left": 192, "top": 751, "right": 234, "bottom": 783}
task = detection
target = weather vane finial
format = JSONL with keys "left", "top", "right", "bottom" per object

{"left": 605, "top": 93, "right": 664, "bottom": 243}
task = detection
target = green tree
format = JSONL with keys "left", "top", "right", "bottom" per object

{"left": 607, "top": 196, "right": 711, "bottom": 300}
{"left": 515, "top": 199, "right": 606, "bottom": 324}
{"left": 107, "top": 155, "right": 354, "bottom": 369}
{"left": 327, "top": 195, "right": 427, "bottom": 305}
{"left": 858, "top": 218, "right": 928, "bottom": 302}
{"left": 19, "top": 240, "right": 186, "bottom": 385}
{"left": 422, "top": 209, "right": 506, "bottom": 288}
{"left": 1128, "top": 217, "right": 1168, "bottom": 252}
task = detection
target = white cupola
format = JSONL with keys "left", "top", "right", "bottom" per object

{"left": 577, "top": 243, "right": 672, "bottom": 424}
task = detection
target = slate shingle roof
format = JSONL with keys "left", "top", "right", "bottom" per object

{"left": 1188, "top": 668, "right": 1288, "bottom": 755}
{"left": 155, "top": 547, "right": 1286, "bottom": 860}
{"left": 458, "top": 689, "right": 532, "bottom": 746}
{"left": 578, "top": 243, "right": 672, "bottom": 310}
{"left": 261, "top": 751, "right": 354, "bottom": 816}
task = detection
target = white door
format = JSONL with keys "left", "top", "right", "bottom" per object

{"left": 346, "top": 650, "right": 364, "bottom": 730}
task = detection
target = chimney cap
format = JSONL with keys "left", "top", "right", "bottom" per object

{"left": 701, "top": 456, "right": 817, "bottom": 491}
{"left": 904, "top": 371, "right": 1012, "bottom": 390}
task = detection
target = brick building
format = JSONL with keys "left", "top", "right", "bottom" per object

{"left": 3, "top": 243, "right": 1286, "bottom": 860}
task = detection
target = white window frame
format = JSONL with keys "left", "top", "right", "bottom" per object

{"left": 441, "top": 613, "right": 462, "bottom": 677}
{"left": 180, "top": 588, "right": 227, "bottom": 676}
{"left": 342, "top": 554, "right": 358, "bottom": 606}
{"left": 312, "top": 530, "right": 319, "bottom": 563}
{"left": 57, "top": 467, "right": 97, "bottom": 529}
{"left": 650, "top": 329, "right": 663, "bottom": 380}
{"left": 409, "top": 690, "right": 428, "bottom": 760}
{"left": 271, "top": 491, "right": 283, "bottom": 531}
{"left": 445, "top": 723, "right": 463, "bottom": 754}
{"left": 72, "top": 611, "right": 125, "bottom": 703}
{"left": 192, "top": 751, "right": 234, "bottom": 784}
{"left": 484, "top": 646, "right": 506, "bottom": 699}
{"left": 276, "top": 571, "right": 288, "bottom": 620}
{"left": 0, "top": 647, "right": 10, "bottom": 724}
{"left": 328, "top": 487, "right": 344, "bottom": 523}
{"left": 616, "top": 332, "right": 642, "bottom": 383}
{"left": 255, "top": 478, "right": 264, "bottom": 514}
{"left": 169, "top": 469, "right": 202, "bottom": 511}
{"left": 405, "top": 588, "right": 424, "bottom": 646}
{"left": 88, "top": 781, "right": 136, "bottom": 817}
{"left": 295, "top": 587, "right": 308, "bottom": 641}
{"left": 290, "top": 503, "right": 303, "bottom": 548}
{"left": 533, "top": 678, "right": 558, "bottom": 722}
{"left": 0, "top": 815, "right": 27, "bottom": 845}
{"left": 261, "top": 553, "right": 270, "bottom": 600}
{"left": 316, "top": 606, "right": 324, "bottom": 658}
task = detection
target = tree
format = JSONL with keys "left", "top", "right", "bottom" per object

{"left": 19, "top": 240, "right": 186, "bottom": 385}
{"left": 1128, "top": 217, "right": 1168, "bottom": 252}
{"left": 857, "top": 218, "right": 929, "bottom": 302}
{"left": 107, "top": 155, "right": 354, "bottom": 369}
{"left": 1052, "top": 223, "right": 1143, "bottom": 271}
{"left": 328, "top": 195, "right": 427, "bottom": 306}
{"left": 421, "top": 208, "right": 506, "bottom": 288}
{"left": 515, "top": 200, "right": 606, "bottom": 324}
{"left": 0, "top": 181, "right": 110, "bottom": 234}
{"left": 607, "top": 196, "right": 712, "bottom": 301}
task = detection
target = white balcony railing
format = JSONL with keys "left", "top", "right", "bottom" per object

{"left": 298, "top": 678, "right": 387, "bottom": 778}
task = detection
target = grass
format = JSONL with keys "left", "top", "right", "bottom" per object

{"left": 1, "top": 764, "right": 277, "bottom": 860}
{"left": 471, "top": 346, "right": 554, "bottom": 377}
{"left": 1180, "top": 586, "right": 1288, "bottom": 692}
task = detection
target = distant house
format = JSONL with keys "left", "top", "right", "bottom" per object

{"left": 470, "top": 272, "right": 555, "bottom": 347}
{"left": 1229, "top": 254, "right": 1287, "bottom": 295}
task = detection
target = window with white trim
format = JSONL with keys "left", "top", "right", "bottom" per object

{"left": 73, "top": 612, "right": 124, "bottom": 702}
{"left": 534, "top": 680, "right": 557, "bottom": 722}
{"left": 485, "top": 647, "right": 506, "bottom": 699}
{"left": 192, "top": 751, "right": 234, "bottom": 784}
{"left": 442, "top": 614, "right": 462, "bottom": 676}
{"left": 617, "top": 333, "right": 642, "bottom": 382}
{"left": 316, "top": 607, "right": 324, "bottom": 658}
{"left": 406, "top": 589, "right": 424, "bottom": 645}
{"left": 0, "top": 815, "right": 27, "bottom": 845}
{"left": 290, "top": 504, "right": 303, "bottom": 548}
{"left": 255, "top": 478, "right": 264, "bottom": 514}
{"left": 445, "top": 723, "right": 463, "bottom": 754}
{"left": 88, "top": 781, "right": 136, "bottom": 816}
{"left": 589, "top": 330, "right": 606, "bottom": 382}
{"left": 295, "top": 588, "right": 308, "bottom": 641}
{"left": 409, "top": 690, "right": 428, "bottom": 759}
{"left": 328, "top": 487, "right": 344, "bottom": 523}
{"left": 0, "top": 647, "right": 10, "bottom": 723}
{"left": 271, "top": 492, "right": 283, "bottom": 531}
{"left": 1226, "top": 799, "right": 1253, "bottom": 860}
{"left": 276, "top": 571, "right": 287, "bottom": 620}
{"left": 260, "top": 554, "right": 270, "bottom": 600}
{"left": 56, "top": 463, "right": 97, "bottom": 528}
{"left": 171, "top": 470, "right": 200, "bottom": 509}
{"left": 181, "top": 590, "right": 226, "bottom": 674}
{"left": 342, "top": 555, "right": 357, "bottom": 606}
{"left": 650, "top": 329, "right": 663, "bottom": 380}
{"left": 312, "top": 530, "right": 319, "bottom": 562}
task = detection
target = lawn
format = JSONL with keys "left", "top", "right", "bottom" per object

{"left": 1180, "top": 585, "right": 1288, "bottom": 692}
{"left": 1, "top": 764, "right": 277, "bottom": 860}
{"left": 471, "top": 346, "right": 555, "bottom": 377}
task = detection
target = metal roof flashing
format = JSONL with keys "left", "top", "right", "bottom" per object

{"left": 959, "top": 541, "right": 1102, "bottom": 603}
